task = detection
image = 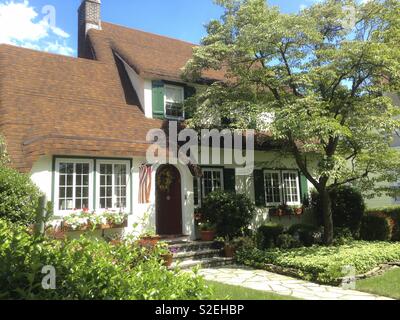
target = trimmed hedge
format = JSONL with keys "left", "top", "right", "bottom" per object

{"left": 236, "top": 241, "right": 400, "bottom": 285}
{"left": 256, "top": 224, "right": 284, "bottom": 249}
{"left": 360, "top": 215, "right": 391, "bottom": 241}
{"left": 365, "top": 207, "right": 400, "bottom": 241}
{"left": 0, "top": 165, "right": 41, "bottom": 226}
{"left": 288, "top": 224, "right": 323, "bottom": 247}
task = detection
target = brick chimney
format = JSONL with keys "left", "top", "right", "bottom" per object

{"left": 78, "top": 0, "right": 101, "bottom": 58}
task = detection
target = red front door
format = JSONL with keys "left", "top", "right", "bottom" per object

{"left": 156, "top": 165, "right": 183, "bottom": 236}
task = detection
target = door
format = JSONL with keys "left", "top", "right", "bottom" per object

{"left": 156, "top": 165, "right": 183, "bottom": 235}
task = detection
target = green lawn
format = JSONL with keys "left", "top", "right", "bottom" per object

{"left": 356, "top": 268, "right": 400, "bottom": 299}
{"left": 206, "top": 281, "right": 299, "bottom": 300}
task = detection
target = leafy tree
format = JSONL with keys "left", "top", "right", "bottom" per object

{"left": 184, "top": 0, "right": 400, "bottom": 244}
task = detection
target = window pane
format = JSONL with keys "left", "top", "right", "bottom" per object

{"left": 166, "top": 86, "right": 183, "bottom": 103}
{"left": 265, "top": 172, "right": 281, "bottom": 204}
{"left": 282, "top": 172, "right": 299, "bottom": 204}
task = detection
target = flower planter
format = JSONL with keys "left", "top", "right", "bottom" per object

{"left": 224, "top": 244, "right": 236, "bottom": 258}
{"left": 110, "top": 239, "right": 122, "bottom": 246}
{"left": 139, "top": 235, "right": 161, "bottom": 247}
{"left": 62, "top": 222, "right": 90, "bottom": 232}
{"left": 200, "top": 230, "right": 216, "bottom": 242}
{"left": 295, "top": 208, "right": 303, "bottom": 216}
{"left": 161, "top": 254, "right": 174, "bottom": 267}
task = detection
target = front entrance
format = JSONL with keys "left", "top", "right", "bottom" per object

{"left": 156, "top": 164, "right": 183, "bottom": 236}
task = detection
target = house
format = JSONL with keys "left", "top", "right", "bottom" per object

{"left": 0, "top": 0, "right": 314, "bottom": 239}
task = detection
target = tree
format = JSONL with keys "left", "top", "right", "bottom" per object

{"left": 184, "top": 0, "right": 400, "bottom": 244}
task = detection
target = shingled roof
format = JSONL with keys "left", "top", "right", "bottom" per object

{"left": 0, "top": 20, "right": 228, "bottom": 172}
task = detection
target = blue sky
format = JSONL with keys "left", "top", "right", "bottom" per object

{"left": 0, "top": 0, "right": 319, "bottom": 56}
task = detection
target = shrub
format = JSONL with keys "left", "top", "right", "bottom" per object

{"left": 236, "top": 241, "right": 400, "bottom": 285}
{"left": 201, "top": 190, "right": 256, "bottom": 238}
{"left": 0, "top": 165, "right": 41, "bottom": 225}
{"left": 256, "top": 224, "right": 284, "bottom": 249}
{"left": 276, "top": 234, "right": 302, "bottom": 249}
{"left": 360, "top": 215, "right": 391, "bottom": 241}
{"left": 311, "top": 186, "right": 365, "bottom": 236}
{"left": 288, "top": 224, "right": 323, "bottom": 247}
{"left": 365, "top": 207, "right": 400, "bottom": 241}
{"left": 0, "top": 219, "right": 211, "bottom": 300}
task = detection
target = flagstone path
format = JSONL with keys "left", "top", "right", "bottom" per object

{"left": 199, "top": 266, "right": 393, "bottom": 300}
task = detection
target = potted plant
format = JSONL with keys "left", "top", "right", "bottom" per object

{"left": 63, "top": 212, "right": 89, "bottom": 231}
{"left": 216, "top": 237, "right": 236, "bottom": 258}
{"left": 104, "top": 211, "right": 128, "bottom": 229}
{"left": 158, "top": 242, "right": 175, "bottom": 267}
{"left": 293, "top": 205, "right": 304, "bottom": 216}
{"left": 139, "top": 230, "right": 161, "bottom": 247}
{"left": 199, "top": 221, "right": 216, "bottom": 241}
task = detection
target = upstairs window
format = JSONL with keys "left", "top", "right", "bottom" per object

{"left": 165, "top": 85, "right": 184, "bottom": 119}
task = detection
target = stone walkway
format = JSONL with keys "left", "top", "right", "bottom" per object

{"left": 199, "top": 266, "right": 393, "bottom": 300}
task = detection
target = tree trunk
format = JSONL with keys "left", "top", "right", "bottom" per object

{"left": 320, "top": 188, "right": 334, "bottom": 245}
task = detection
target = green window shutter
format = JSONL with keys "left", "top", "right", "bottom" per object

{"left": 152, "top": 80, "right": 164, "bottom": 119}
{"left": 223, "top": 168, "right": 236, "bottom": 193}
{"left": 254, "top": 169, "right": 266, "bottom": 207}
{"left": 299, "top": 172, "right": 309, "bottom": 204}
{"left": 184, "top": 86, "right": 196, "bottom": 120}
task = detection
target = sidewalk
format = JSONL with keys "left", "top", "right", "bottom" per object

{"left": 199, "top": 266, "right": 392, "bottom": 300}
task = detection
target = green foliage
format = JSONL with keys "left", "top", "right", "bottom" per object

{"left": 360, "top": 215, "right": 391, "bottom": 241}
{"left": 0, "top": 135, "right": 9, "bottom": 166}
{"left": 287, "top": 224, "right": 323, "bottom": 247}
{"left": 0, "top": 219, "right": 211, "bottom": 300}
{"left": 256, "top": 224, "right": 284, "bottom": 249}
{"left": 365, "top": 207, "right": 400, "bottom": 241}
{"left": 276, "top": 234, "right": 302, "bottom": 250}
{"left": 236, "top": 241, "right": 400, "bottom": 285}
{"left": 184, "top": 0, "right": 400, "bottom": 244}
{"left": 0, "top": 165, "right": 41, "bottom": 226}
{"left": 311, "top": 186, "right": 365, "bottom": 236}
{"left": 201, "top": 190, "right": 256, "bottom": 238}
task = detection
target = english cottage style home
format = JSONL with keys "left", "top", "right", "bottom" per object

{"left": 0, "top": 0, "right": 314, "bottom": 239}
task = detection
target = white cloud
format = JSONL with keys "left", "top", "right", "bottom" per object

{"left": 0, "top": 0, "right": 75, "bottom": 56}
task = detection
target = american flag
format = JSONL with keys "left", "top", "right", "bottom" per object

{"left": 139, "top": 164, "right": 152, "bottom": 204}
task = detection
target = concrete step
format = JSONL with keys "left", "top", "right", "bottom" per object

{"left": 174, "top": 248, "right": 222, "bottom": 260}
{"left": 169, "top": 241, "right": 220, "bottom": 253}
{"left": 171, "top": 257, "right": 233, "bottom": 270}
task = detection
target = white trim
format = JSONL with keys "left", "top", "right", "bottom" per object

{"left": 164, "top": 84, "right": 185, "bottom": 120}
{"left": 201, "top": 168, "right": 224, "bottom": 198}
{"left": 96, "top": 159, "right": 131, "bottom": 212}
{"left": 54, "top": 158, "right": 94, "bottom": 216}
{"left": 281, "top": 170, "right": 301, "bottom": 205}
{"left": 263, "top": 170, "right": 282, "bottom": 206}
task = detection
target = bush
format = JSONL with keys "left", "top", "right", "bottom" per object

{"left": 288, "top": 224, "right": 323, "bottom": 247}
{"left": 202, "top": 190, "right": 256, "bottom": 238}
{"left": 311, "top": 186, "right": 365, "bottom": 236}
{"left": 0, "top": 219, "right": 211, "bottom": 300}
{"left": 0, "top": 165, "right": 41, "bottom": 225}
{"left": 360, "top": 215, "right": 391, "bottom": 241}
{"left": 276, "top": 234, "right": 302, "bottom": 249}
{"left": 236, "top": 241, "right": 400, "bottom": 285}
{"left": 365, "top": 207, "right": 400, "bottom": 241}
{"left": 256, "top": 224, "right": 284, "bottom": 249}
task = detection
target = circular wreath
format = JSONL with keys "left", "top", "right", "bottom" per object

{"left": 157, "top": 168, "right": 174, "bottom": 192}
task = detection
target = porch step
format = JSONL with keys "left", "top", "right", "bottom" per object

{"left": 174, "top": 249, "right": 222, "bottom": 260}
{"left": 171, "top": 257, "right": 234, "bottom": 270}
{"left": 169, "top": 241, "right": 219, "bottom": 253}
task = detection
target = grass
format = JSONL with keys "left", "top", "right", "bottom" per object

{"left": 356, "top": 268, "right": 400, "bottom": 299}
{"left": 236, "top": 241, "right": 400, "bottom": 285}
{"left": 206, "top": 280, "right": 299, "bottom": 300}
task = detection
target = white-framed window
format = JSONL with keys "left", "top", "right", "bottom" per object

{"left": 264, "top": 170, "right": 301, "bottom": 206}
{"left": 96, "top": 160, "right": 130, "bottom": 211}
{"left": 54, "top": 159, "right": 94, "bottom": 213}
{"left": 202, "top": 168, "right": 224, "bottom": 198}
{"left": 264, "top": 170, "right": 282, "bottom": 205}
{"left": 165, "top": 84, "right": 184, "bottom": 119}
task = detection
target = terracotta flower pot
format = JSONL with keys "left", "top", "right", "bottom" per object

{"left": 139, "top": 235, "right": 161, "bottom": 247}
{"left": 295, "top": 208, "right": 303, "bottom": 215}
{"left": 224, "top": 245, "right": 236, "bottom": 258}
{"left": 110, "top": 239, "right": 122, "bottom": 246}
{"left": 161, "top": 254, "right": 173, "bottom": 267}
{"left": 200, "top": 230, "right": 216, "bottom": 241}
